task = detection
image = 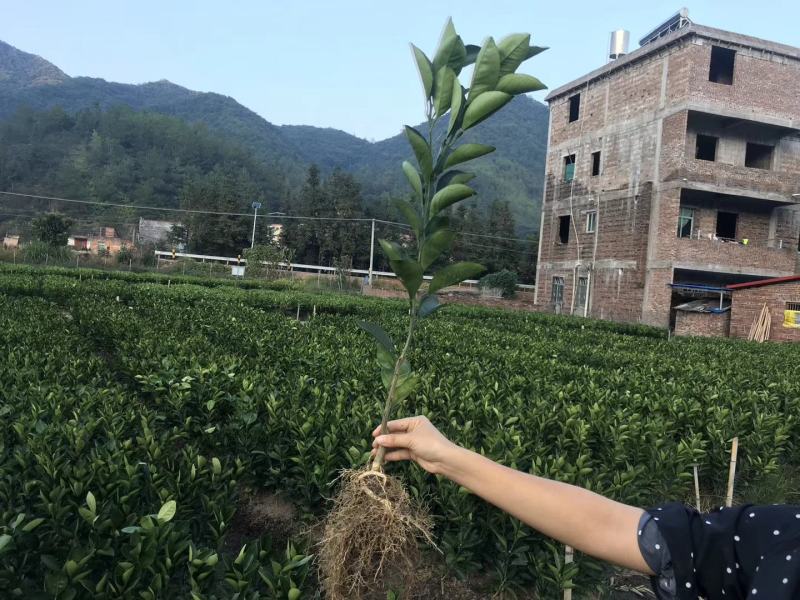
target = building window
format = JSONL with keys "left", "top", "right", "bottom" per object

{"left": 709, "top": 46, "right": 735, "bottom": 85}
{"left": 677, "top": 207, "right": 694, "bottom": 238}
{"left": 695, "top": 134, "right": 718, "bottom": 161}
{"left": 551, "top": 276, "right": 565, "bottom": 304}
{"left": 586, "top": 211, "right": 597, "bottom": 233}
{"left": 745, "top": 143, "right": 774, "bottom": 170}
{"left": 591, "top": 151, "right": 601, "bottom": 176}
{"left": 716, "top": 211, "right": 738, "bottom": 240}
{"left": 558, "top": 215, "right": 571, "bottom": 244}
{"left": 576, "top": 276, "right": 588, "bottom": 310}
{"left": 786, "top": 301, "right": 800, "bottom": 311}
{"left": 568, "top": 94, "right": 581, "bottom": 122}
{"left": 563, "top": 154, "right": 576, "bottom": 182}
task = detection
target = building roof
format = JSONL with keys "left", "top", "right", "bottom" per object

{"left": 727, "top": 275, "right": 800, "bottom": 290}
{"left": 545, "top": 23, "right": 800, "bottom": 102}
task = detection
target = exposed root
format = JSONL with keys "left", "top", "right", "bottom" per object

{"left": 318, "top": 468, "right": 435, "bottom": 600}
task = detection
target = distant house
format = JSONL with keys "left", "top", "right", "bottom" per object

{"left": 68, "top": 227, "right": 127, "bottom": 256}
{"left": 2, "top": 235, "right": 20, "bottom": 249}
{"left": 137, "top": 218, "right": 184, "bottom": 249}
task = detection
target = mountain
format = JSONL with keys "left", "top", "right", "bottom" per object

{"left": 0, "top": 39, "right": 548, "bottom": 233}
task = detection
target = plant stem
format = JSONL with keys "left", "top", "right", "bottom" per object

{"left": 371, "top": 311, "right": 417, "bottom": 471}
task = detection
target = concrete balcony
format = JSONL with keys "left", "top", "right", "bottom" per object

{"left": 674, "top": 235, "right": 798, "bottom": 277}
{"left": 675, "top": 158, "right": 799, "bottom": 203}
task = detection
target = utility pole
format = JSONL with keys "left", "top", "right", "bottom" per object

{"left": 250, "top": 201, "right": 262, "bottom": 249}
{"left": 368, "top": 218, "right": 375, "bottom": 286}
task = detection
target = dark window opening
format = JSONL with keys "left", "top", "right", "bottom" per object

{"left": 591, "top": 151, "right": 601, "bottom": 176}
{"left": 695, "top": 134, "right": 718, "bottom": 161}
{"left": 558, "top": 215, "right": 571, "bottom": 244}
{"left": 745, "top": 143, "right": 773, "bottom": 170}
{"left": 709, "top": 46, "right": 735, "bottom": 85}
{"left": 568, "top": 94, "right": 581, "bottom": 122}
{"left": 563, "top": 154, "right": 576, "bottom": 182}
{"left": 716, "top": 211, "right": 738, "bottom": 240}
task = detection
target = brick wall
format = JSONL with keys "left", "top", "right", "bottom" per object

{"left": 674, "top": 310, "right": 731, "bottom": 337}
{"left": 729, "top": 281, "right": 800, "bottom": 342}
{"left": 538, "top": 27, "right": 800, "bottom": 330}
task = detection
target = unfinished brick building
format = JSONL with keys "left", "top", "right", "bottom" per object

{"left": 534, "top": 11, "right": 800, "bottom": 328}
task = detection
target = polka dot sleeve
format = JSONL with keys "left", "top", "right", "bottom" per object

{"left": 643, "top": 502, "right": 800, "bottom": 599}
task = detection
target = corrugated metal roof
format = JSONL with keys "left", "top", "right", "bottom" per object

{"left": 727, "top": 276, "right": 800, "bottom": 290}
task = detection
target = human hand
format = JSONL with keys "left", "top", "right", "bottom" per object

{"left": 371, "top": 415, "right": 458, "bottom": 475}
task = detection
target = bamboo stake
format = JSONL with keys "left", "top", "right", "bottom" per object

{"left": 693, "top": 464, "right": 701, "bottom": 511}
{"left": 563, "top": 545, "right": 574, "bottom": 600}
{"left": 725, "top": 437, "right": 739, "bottom": 507}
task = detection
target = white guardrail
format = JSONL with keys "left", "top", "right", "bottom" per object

{"left": 154, "top": 251, "right": 535, "bottom": 290}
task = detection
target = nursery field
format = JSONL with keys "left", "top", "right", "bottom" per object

{"left": 1, "top": 264, "right": 799, "bottom": 599}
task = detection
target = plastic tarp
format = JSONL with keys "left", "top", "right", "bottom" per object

{"left": 784, "top": 310, "right": 800, "bottom": 328}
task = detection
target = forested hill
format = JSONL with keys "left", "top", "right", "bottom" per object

{"left": 0, "top": 39, "right": 549, "bottom": 233}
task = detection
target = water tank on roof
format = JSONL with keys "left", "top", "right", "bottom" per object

{"left": 609, "top": 30, "right": 630, "bottom": 61}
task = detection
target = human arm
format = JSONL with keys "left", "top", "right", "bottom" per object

{"left": 371, "top": 415, "right": 654, "bottom": 576}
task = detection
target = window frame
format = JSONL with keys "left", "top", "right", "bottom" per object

{"left": 551, "top": 276, "right": 565, "bottom": 304}
{"left": 563, "top": 154, "right": 576, "bottom": 183}
{"left": 585, "top": 210, "right": 597, "bottom": 233}
{"left": 677, "top": 207, "right": 695, "bottom": 239}
{"left": 576, "top": 276, "right": 588, "bottom": 309}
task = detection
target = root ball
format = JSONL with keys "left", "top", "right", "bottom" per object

{"left": 318, "top": 468, "right": 434, "bottom": 600}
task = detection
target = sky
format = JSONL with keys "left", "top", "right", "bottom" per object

{"left": 2, "top": 1, "right": 799, "bottom": 141}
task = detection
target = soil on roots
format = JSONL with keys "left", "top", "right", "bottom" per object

{"left": 318, "top": 467, "right": 434, "bottom": 600}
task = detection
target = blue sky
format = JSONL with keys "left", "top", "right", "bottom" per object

{"left": 2, "top": 1, "right": 798, "bottom": 140}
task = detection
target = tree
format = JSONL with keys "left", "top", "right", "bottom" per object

{"left": 32, "top": 213, "right": 73, "bottom": 247}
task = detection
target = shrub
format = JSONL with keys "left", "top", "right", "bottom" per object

{"left": 479, "top": 270, "right": 518, "bottom": 298}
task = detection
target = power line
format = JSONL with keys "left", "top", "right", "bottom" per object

{"left": 0, "top": 190, "right": 534, "bottom": 246}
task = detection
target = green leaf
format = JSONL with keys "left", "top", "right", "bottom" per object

{"left": 497, "top": 33, "right": 531, "bottom": 75}
{"left": 425, "top": 215, "right": 450, "bottom": 237}
{"left": 443, "top": 144, "right": 495, "bottom": 170}
{"left": 525, "top": 46, "right": 548, "bottom": 60}
{"left": 420, "top": 229, "right": 456, "bottom": 270}
{"left": 447, "top": 84, "right": 465, "bottom": 137}
{"left": 418, "top": 294, "right": 442, "bottom": 318}
{"left": 395, "top": 374, "right": 419, "bottom": 402}
{"left": 0, "top": 534, "right": 11, "bottom": 553}
{"left": 429, "top": 262, "right": 485, "bottom": 294}
{"left": 401, "top": 161, "right": 422, "bottom": 200}
{"left": 121, "top": 526, "right": 141, "bottom": 534}
{"left": 392, "top": 198, "right": 422, "bottom": 237}
{"left": 157, "top": 500, "right": 177, "bottom": 523}
{"left": 464, "top": 44, "right": 481, "bottom": 66}
{"left": 389, "top": 259, "right": 423, "bottom": 299}
{"left": 357, "top": 320, "right": 396, "bottom": 355}
{"left": 410, "top": 44, "right": 433, "bottom": 99}
{"left": 86, "top": 491, "right": 96, "bottom": 514}
{"left": 468, "top": 38, "right": 501, "bottom": 100}
{"left": 22, "top": 517, "right": 45, "bottom": 532}
{"left": 495, "top": 73, "right": 547, "bottom": 94}
{"left": 212, "top": 458, "right": 222, "bottom": 475}
{"left": 430, "top": 184, "right": 475, "bottom": 217}
{"left": 433, "top": 66, "right": 456, "bottom": 117}
{"left": 463, "top": 91, "right": 512, "bottom": 130}
{"left": 437, "top": 170, "right": 475, "bottom": 191}
{"left": 432, "top": 18, "right": 467, "bottom": 74}
{"left": 404, "top": 126, "right": 432, "bottom": 179}
{"left": 378, "top": 239, "right": 404, "bottom": 262}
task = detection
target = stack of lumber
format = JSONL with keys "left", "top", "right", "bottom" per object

{"left": 747, "top": 303, "right": 771, "bottom": 342}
